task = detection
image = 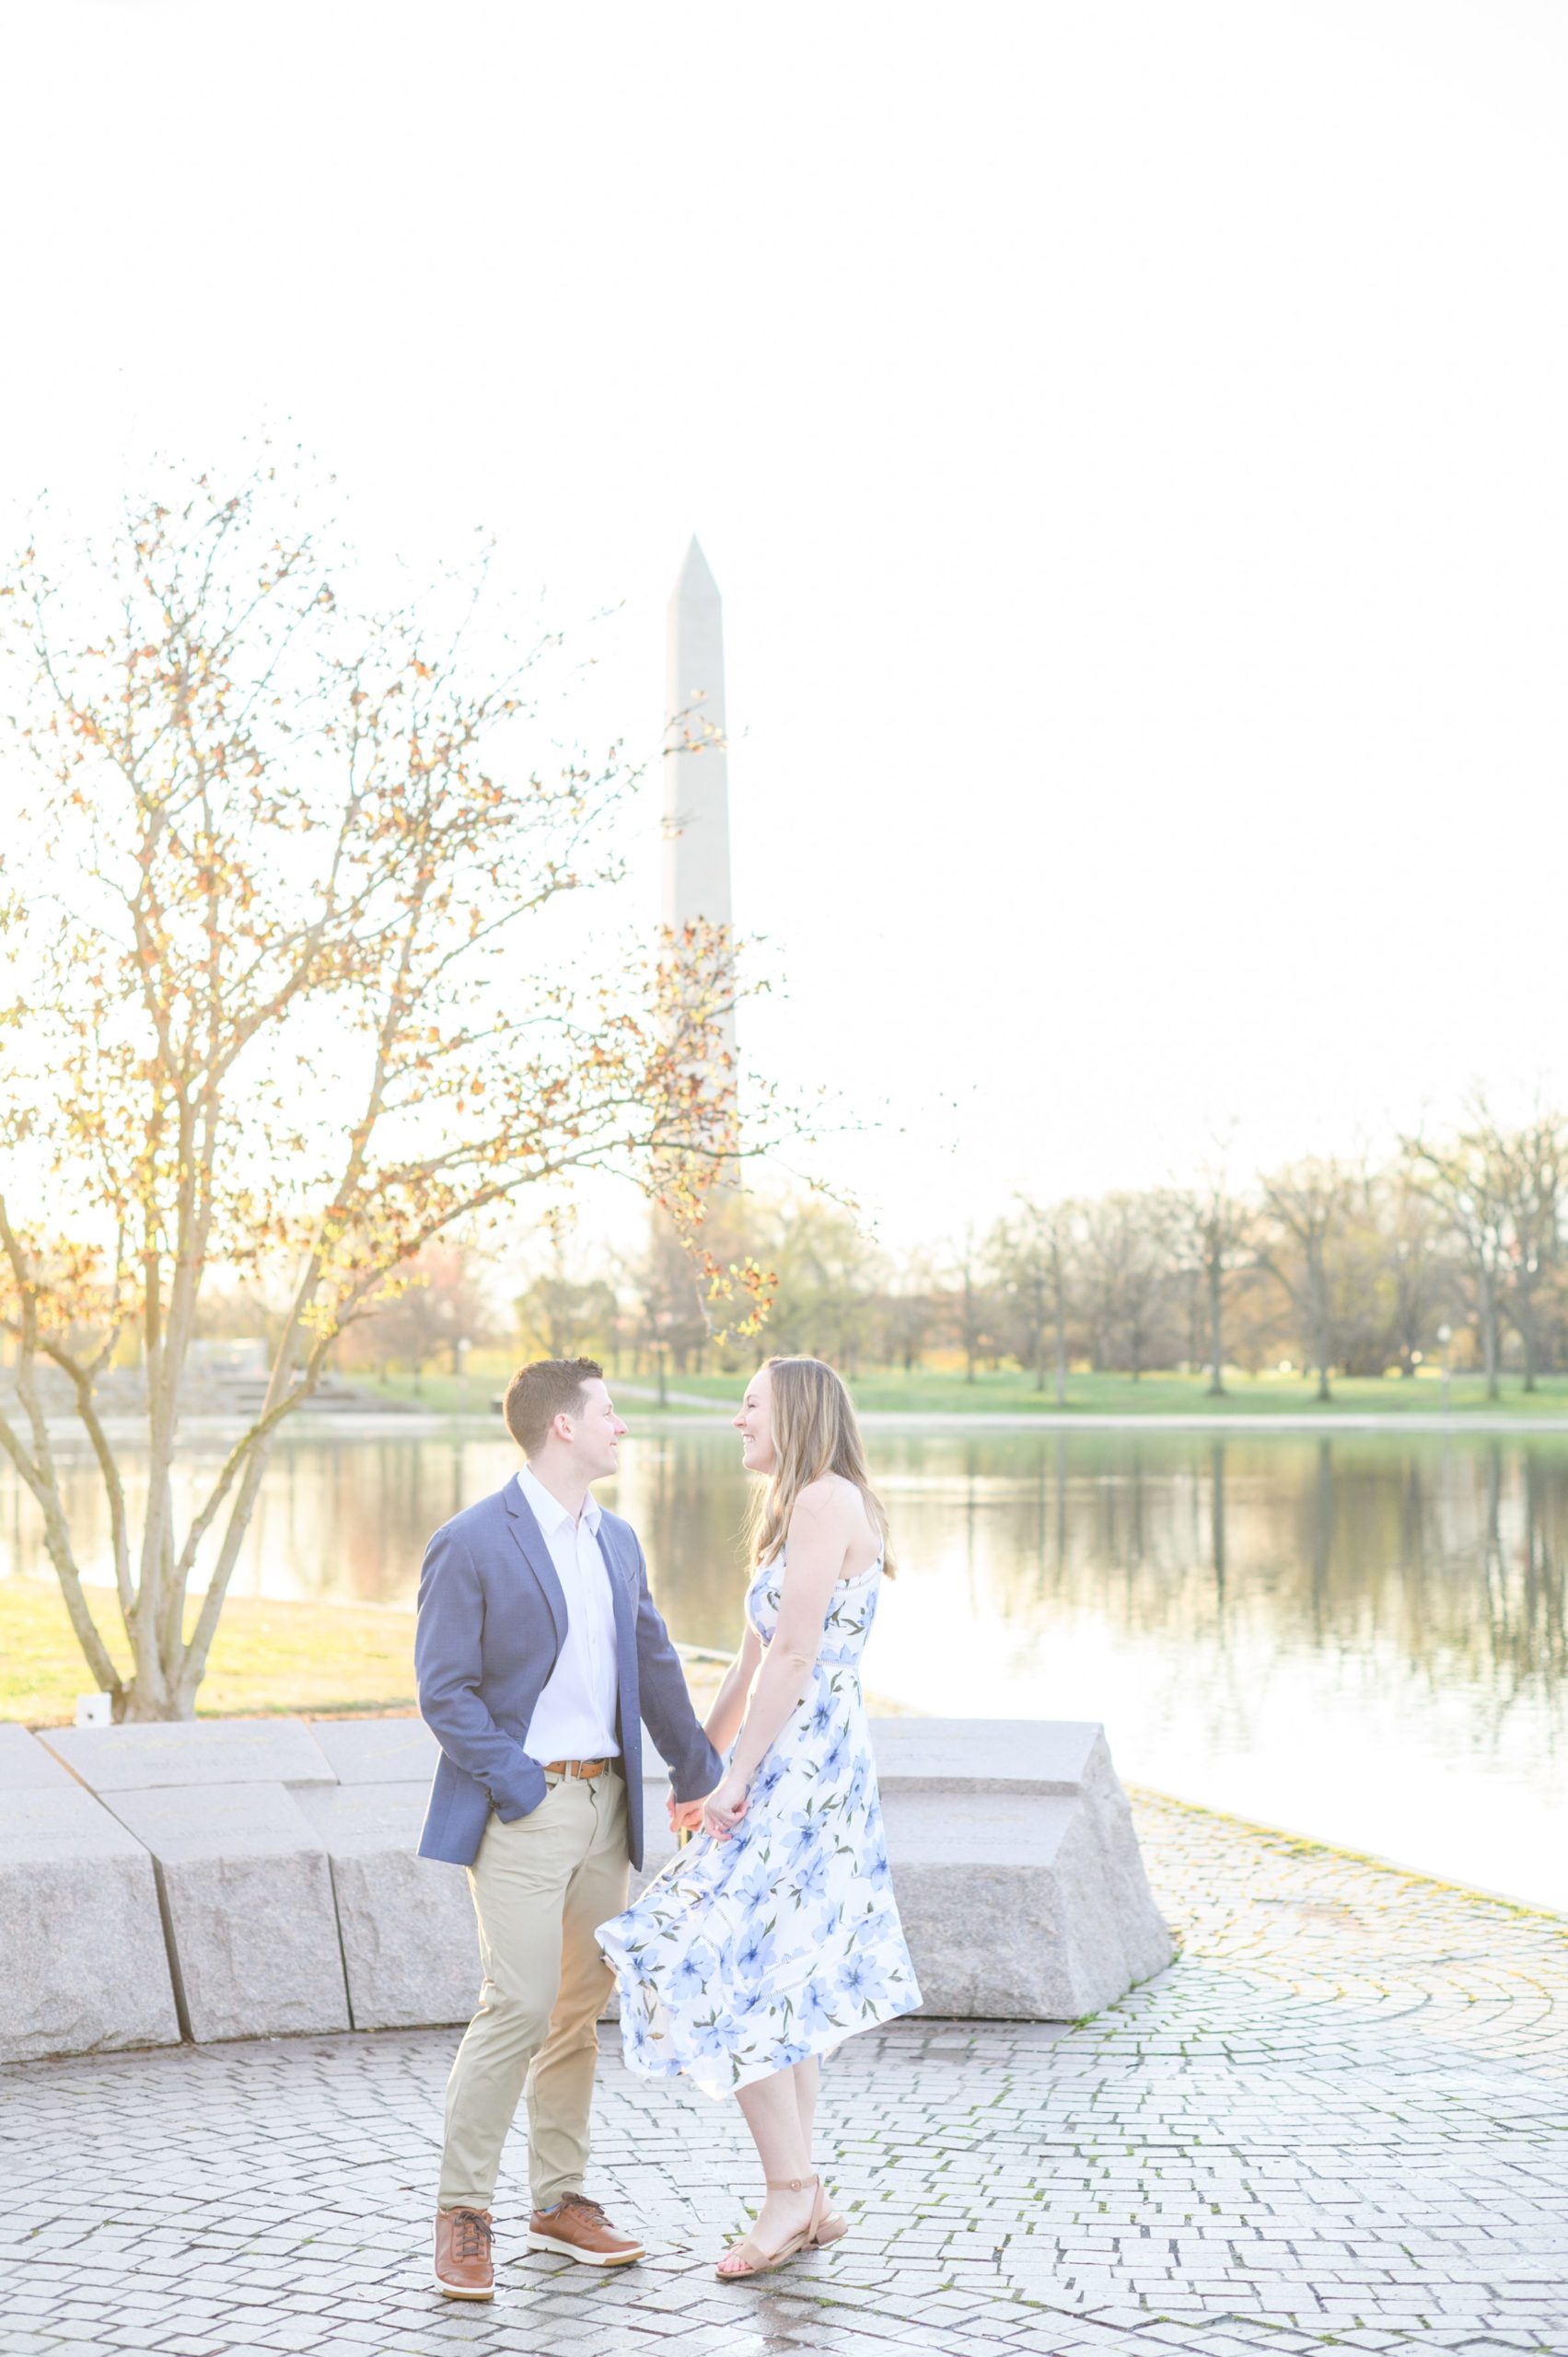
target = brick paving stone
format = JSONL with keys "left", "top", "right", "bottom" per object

{"left": 3, "top": 1793, "right": 1568, "bottom": 2355}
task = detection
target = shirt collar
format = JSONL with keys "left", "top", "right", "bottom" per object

{"left": 517, "top": 1462, "right": 602, "bottom": 1539}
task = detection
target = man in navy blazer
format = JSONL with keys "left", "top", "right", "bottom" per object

{"left": 416, "top": 1356, "right": 721, "bottom": 2301}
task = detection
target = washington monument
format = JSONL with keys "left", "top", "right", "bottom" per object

{"left": 663, "top": 539, "right": 735, "bottom": 1062}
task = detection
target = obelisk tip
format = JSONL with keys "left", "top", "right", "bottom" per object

{"left": 672, "top": 535, "right": 720, "bottom": 604}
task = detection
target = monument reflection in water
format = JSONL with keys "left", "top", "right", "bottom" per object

{"left": 2, "top": 1425, "right": 1564, "bottom": 1911}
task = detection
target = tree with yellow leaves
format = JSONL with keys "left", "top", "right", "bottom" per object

{"left": 0, "top": 464, "right": 771, "bottom": 1718}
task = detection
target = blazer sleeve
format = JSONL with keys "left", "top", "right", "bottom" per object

{"left": 630, "top": 1541, "right": 724, "bottom": 1803}
{"left": 414, "top": 1523, "right": 547, "bottom": 1821}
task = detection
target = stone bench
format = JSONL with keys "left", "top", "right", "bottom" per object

{"left": 2, "top": 1714, "right": 1171, "bottom": 2061}
{"left": 0, "top": 1727, "right": 181, "bottom": 2064}
{"left": 35, "top": 1717, "right": 351, "bottom": 2044}
{"left": 292, "top": 1782, "right": 476, "bottom": 2032}
{"left": 101, "top": 1783, "right": 351, "bottom": 2043}
{"left": 635, "top": 1719, "right": 1173, "bottom": 2020}
{"left": 872, "top": 1725, "right": 1173, "bottom": 2018}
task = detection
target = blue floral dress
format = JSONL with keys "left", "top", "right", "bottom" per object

{"left": 596, "top": 1544, "right": 922, "bottom": 2097}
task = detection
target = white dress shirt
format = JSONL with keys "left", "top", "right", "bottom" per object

{"left": 516, "top": 1464, "right": 621, "bottom": 1763}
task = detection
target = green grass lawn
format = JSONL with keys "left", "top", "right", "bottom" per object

{"left": 602, "top": 1365, "right": 1568, "bottom": 1418}
{"left": 0, "top": 1582, "right": 736, "bottom": 1728}
{"left": 336, "top": 1358, "right": 1568, "bottom": 1420}
{"left": 0, "top": 1583, "right": 918, "bottom": 1729}
{"left": 343, "top": 1364, "right": 711, "bottom": 1418}
{"left": 0, "top": 1584, "right": 423, "bottom": 1725}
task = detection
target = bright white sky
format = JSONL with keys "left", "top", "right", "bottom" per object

{"left": 6, "top": 1, "right": 1567, "bottom": 1254}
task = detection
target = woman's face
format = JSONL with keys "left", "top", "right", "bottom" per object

{"left": 733, "top": 1367, "right": 776, "bottom": 1474}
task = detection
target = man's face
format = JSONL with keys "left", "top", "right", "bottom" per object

{"left": 568, "top": 1377, "right": 627, "bottom": 1482}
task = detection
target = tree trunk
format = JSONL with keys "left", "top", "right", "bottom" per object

{"left": 1308, "top": 1245, "right": 1332, "bottom": 1402}
{"left": 1480, "top": 1269, "right": 1499, "bottom": 1399}
{"left": 176, "top": 1432, "right": 282, "bottom": 1714}
{"left": 1206, "top": 1252, "right": 1225, "bottom": 1397}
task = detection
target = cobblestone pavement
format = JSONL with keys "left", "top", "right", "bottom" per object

{"left": 3, "top": 1793, "right": 1565, "bottom": 2357}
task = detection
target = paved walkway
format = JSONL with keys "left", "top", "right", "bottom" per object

{"left": 3, "top": 1794, "right": 1565, "bottom": 2357}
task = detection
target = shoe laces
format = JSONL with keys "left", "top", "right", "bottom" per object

{"left": 560, "top": 2194, "right": 608, "bottom": 2223}
{"left": 451, "top": 2209, "right": 493, "bottom": 2261}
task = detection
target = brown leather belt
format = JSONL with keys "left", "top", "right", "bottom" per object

{"left": 543, "top": 1757, "right": 615, "bottom": 1780}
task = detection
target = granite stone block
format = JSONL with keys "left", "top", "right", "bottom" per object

{"left": 876, "top": 1717, "right": 1172, "bottom": 2015}
{"left": 0, "top": 1788, "right": 180, "bottom": 2061}
{"left": 7, "top": 1713, "right": 1171, "bottom": 2052}
{"left": 642, "top": 1714, "right": 1171, "bottom": 2021}
{"left": 294, "top": 1782, "right": 478, "bottom": 2030}
{"left": 307, "top": 1718, "right": 439, "bottom": 1786}
{"left": 39, "top": 1716, "right": 337, "bottom": 1794}
{"left": 102, "top": 1783, "right": 350, "bottom": 2041}
{"left": 881, "top": 1786, "right": 1172, "bottom": 2018}
{"left": 0, "top": 1724, "right": 78, "bottom": 1790}
{"left": 868, "top": 1715, "right": 1103, "bottom": 1792}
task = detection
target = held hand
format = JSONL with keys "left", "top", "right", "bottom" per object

{"left": 702, "top": 1773, "right": 749, "bottom": 1841}
{"left": 667, "top": 1795, "right": 705, "bottom": 1834}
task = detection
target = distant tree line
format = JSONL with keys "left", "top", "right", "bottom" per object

{"left": 330, "top": 1102, "right": 1568, "bottom": 1403}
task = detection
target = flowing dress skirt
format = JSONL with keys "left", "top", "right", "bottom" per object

{"left": 597, "top": 1560, "right": 921, "bottom": 2098}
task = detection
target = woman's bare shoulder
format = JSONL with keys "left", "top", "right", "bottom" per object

{"left": 795, "top": 1470, "right": 861, "bottom": 1512}
{"left": 792, "top": 1472, "right": 872, "bottom": 1534}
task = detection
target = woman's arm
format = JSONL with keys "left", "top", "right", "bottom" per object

{"left": 703, "top": 1623, "right": 763, "bottom": 1754}
{"left": 704, "top": 1483, "right": 851, "bottom": 1832}
{"left": 669, "top": 1624, "right": 765, "bottom": 1830}
{"left": 630, "top": 1541, "right": 724, "bottom": 1801}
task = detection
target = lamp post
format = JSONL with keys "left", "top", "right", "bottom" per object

{"left": 1437, "top": 1324, "right": 1452, "bottom": 1413}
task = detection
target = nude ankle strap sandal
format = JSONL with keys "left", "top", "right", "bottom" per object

{"left": 810, "top": 2180, "right": 849, "bottom": 2247}
{"left": 715, "top": 2175, "right": 821, "bottom": 2282}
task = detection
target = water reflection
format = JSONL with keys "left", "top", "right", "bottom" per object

{"left": 3, "top": 1424, "right": 1565, "bottom": 1907}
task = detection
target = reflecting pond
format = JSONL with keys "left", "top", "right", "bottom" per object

{"left": 3, "top": 1422, "right": 1565, "bottom": 1910}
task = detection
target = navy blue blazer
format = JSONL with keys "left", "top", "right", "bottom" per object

{"left": 413, "top": 1479, "right": 722, "bottom": 1869}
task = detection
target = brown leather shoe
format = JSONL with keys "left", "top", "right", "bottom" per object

{"left": 528, "top": 2192, "right": 644, "bottom": 2266}
{"left": 434, "top": 2205, "right": 494, "bottom": 2299}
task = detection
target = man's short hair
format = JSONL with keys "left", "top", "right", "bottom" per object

{"left": 503, "top": 1357, "right": 604, "bottom": 1457}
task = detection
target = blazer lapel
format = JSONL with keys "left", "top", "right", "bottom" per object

{"left": 504, "top": 1483, "right": 568, "bottom": 1651}
{"left": 594, "top": 1513, "right": 637, "bottom": 1589}
{"left": 597, "top": 1520, "right": 639, "bottom": 1683}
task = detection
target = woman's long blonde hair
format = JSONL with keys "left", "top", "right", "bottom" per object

{"left": 746, "top": 1355, "right": 894, "bottom": 1576}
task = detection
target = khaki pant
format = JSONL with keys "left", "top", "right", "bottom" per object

{"left": 437, "top": 1766, "right": 629, "bottom": 2212}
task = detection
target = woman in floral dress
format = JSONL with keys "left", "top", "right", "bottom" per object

{"left": 596, "top": 1355, "right": 921, "bottom": 2280}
